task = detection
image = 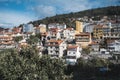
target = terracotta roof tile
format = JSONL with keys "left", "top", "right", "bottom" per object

{"left": 48, "top": 39, "right": 63, "bottom": 44}
{"left": 75, "top": 32, "right": 90, "bottom": 36}
{"left": 68, "top": 45, "right": 78, "bottom": 49}
{"left": 90, "top": 41, "right": 98, "bottom": 45}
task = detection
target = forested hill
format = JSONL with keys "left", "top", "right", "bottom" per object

{"left": 32, "top": 6, "right": 120, "bottom": 26}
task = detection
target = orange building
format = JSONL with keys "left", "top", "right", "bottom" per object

{"left": 75, "top": 32, "right": 92, "bottom": 48}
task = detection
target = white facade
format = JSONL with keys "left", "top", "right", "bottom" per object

{"left": 48, "top": 23, "right": 66, "bottom": 29}
{"left": 45, "top": 40, "right": 67, "bottom": 58}
{"left": 23, "top": 24, "right": 34, "bottom": 33}
{"left": 108, "top": 40, "right": 120, "bottom": 52}
{"left": 39, "top": 24, "right": 46, "bottom": 28}
{"left": 83, "top": 23, "right": 95, "bottom": 33}
{"left": 57, "top": 23, "right": 66, "bottom": 29}
{"left": 103, "top": 33, "right": 120, "bottom": 39}
{"left": 56, "top": 32, "right": 61, "bottom": 39}
{"left": 12, "top": 33, "right": 23, "bottom": 37}
{"left": 48, "top": 29, "right": 61, "bottom": 40}
{"left": 100, "top": 48, "right": 109, "bottom": 54}
{"left": 66, "top": 45, "right": 82, "bottom": 65}
{"left": 48, "top": 31, "right": 61, "bottom": 40}
{"left": 63, "top": 28, "right": 75, "bottom": 40}
{"left": 90, "top": 42, "right": 99, "bottom": 51}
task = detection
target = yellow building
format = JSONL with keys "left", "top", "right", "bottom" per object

{"left": 35, "top": 24, "right": 46, "bottom": 33}
{"left": 40, "top": 26, "right": 46, "bottom": 33}
{"left": 76, "top": 21, "right": 83, "bottom": 33}
{"left": 93, "top": 25, "right": 103, "bottom": 39}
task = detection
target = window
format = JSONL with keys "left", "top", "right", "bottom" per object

{"left": 69, "top": 52, "right": 71, "bottom": 54}
{"left": 67, "top": 56, "right": 76, "bottom": 59}
{"left": 101, "top": 51, "right": 105, "bottom": 54}
{"left": 55, "top": 51, "right": 59, "bottom": 54}
{"left": 50, "top": 51, "right": 53, "bottom": 53}
{"left": 55, "top": 42, "right": 58, "bottom": 44}
{"left": 73, "top": 52, "right": 75, "bottom": 54}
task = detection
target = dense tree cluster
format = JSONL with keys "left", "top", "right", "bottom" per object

{"left": 0, "top": 47, "right": 68, "bottom": 80}
{"left": 0, "top": 46, "right": 120, "bottom": 80}
{"left": 26, "top": 35, "right": 40, "bottom": 45}
{"left": 66, "top": 58, "right": 120, "bottom": 80}
{"left": 14, "top": 36, "right": 23, "bottom": 43}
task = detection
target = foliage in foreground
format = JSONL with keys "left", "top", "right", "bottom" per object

{"left": 0, "top": 47, "right": 68, "bottom": 80}
{"left": 0, "top": 47, "right": 120, "bottom": 80}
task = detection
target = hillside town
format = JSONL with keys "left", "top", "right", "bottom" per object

{"left": 0, "top": 16, "right": 120, "bottom": 65}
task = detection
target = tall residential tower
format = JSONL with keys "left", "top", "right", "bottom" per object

{"left": 76, "top": 21, "right": 83, "bottom": 33}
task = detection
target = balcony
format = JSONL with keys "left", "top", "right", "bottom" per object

{"left": 76, "top": 38, "right": 89, "bottom": 42}
{"left": 51, "top": 54, "right": 59, "bottom": 58}
{"left": 103, "top": 34, "right": 119, "bottom": 38}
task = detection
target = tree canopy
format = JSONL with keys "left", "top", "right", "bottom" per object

{"left": 0, "top": 47, "right": 120, "bottom": 80}
{"left": 14, "top": 36, "right": 23, "bottom": 43}
{"left": 0, "top": 47, "right": 67, "bottom": 80}
{"left": 26, "top": 35, "right": 39, "bottom": 45}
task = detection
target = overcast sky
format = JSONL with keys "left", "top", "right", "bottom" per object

{"left": 0, "top": 0, "right": 120, "bottom": 28}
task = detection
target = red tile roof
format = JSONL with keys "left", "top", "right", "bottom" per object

{"left": 94, "top": 25, "right": 103, "bottom": 28}
{"left": 46, "top": 39, "right": 63, "bottom": 46}
{"left": 48, "top": 39, "right": 63, "bottom": 44}
{"left": 68, "top": 45, "right": 78, "bottom": 49}
{"left": 75, "top": 32, "right": 90, "bottom": 36}
{"left": 0, "top": 36, "right": 12, "bottom": 39}
{"left": 65, "top": 28, "right": 73, "bottom": 30}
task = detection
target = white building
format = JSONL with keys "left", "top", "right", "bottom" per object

{"left": 66, "top": 45, "right": 82, "bottom": 65}
{"left": 47, "top": 28, "right": 61, "bottom": 40}
{"left": 83, "top": 23, "right": 96, "bottom": 33}
{"left": 89, "top": 41, "right": 99, "bottom": 51}
{"left": 108, "top": 40, "right": 120, "bottom": 52}
{"left": 45, "top": 40, "right": 67, "bottom": 58}
{"left": 48, "top": 23, "right": 66, "bottom": 29}
{"left": 90, "top": 48, "right": 111, "bottom": 59}
{"left": 63, "top": 28, "right": 75, "bottom": 40}
{"left": 23, "top": 24, "right": 34, "bottom": 33}
{"left": 100, "top": 48, "right": 109, "bottom": 54}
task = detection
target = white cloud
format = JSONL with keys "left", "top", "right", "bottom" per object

{"left": 31, "top": 0, "right": 92, "bottom": 18}
{"left": 0, "top": 23, "right": 14, "bottom": 28}
{"left": 33, "top": 5, "right": 56, "bottom": 19}
{"left": 0, "top": 10, "right": 36, "bottom": 28}
{"left": 31, "top": 0, "right": 119, "bottom": 18}
{"left": 0, "top": 0, "right": 119, "bottom": 27}
{"left": 61, "top": 0, "right": 91, "bottom": 12}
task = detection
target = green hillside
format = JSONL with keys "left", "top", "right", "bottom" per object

{"left": 32, "top": 6, "right": 120, "bottom": 27}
